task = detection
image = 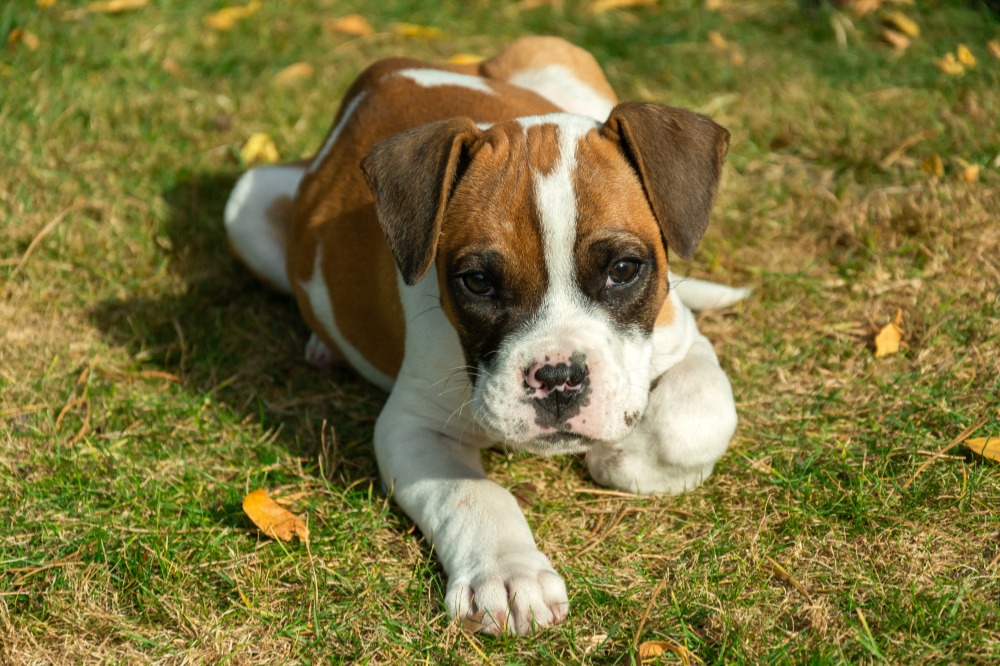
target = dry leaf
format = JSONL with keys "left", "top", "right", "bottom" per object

{"left": 274, "top": 61, "right": 313, "bottom": 86}
{"left": 935, "top": 52, "right": 964, "bottom": 76}
{"left": 37, "top": 0, "right": 57, "bottom": 7}
{"left": 392, "top": 23, "right": 441, "bottom": 38}
{"left": 638, "top": 639, "right": 698, "bottom": 665}
{"left": 704, "top": 0, "right": 723, "bottom": 10}
{"left": 6, "top": 28, "right": 40, "bottom": 52}
{"left": 707, "top": 30, "right": 729, "bottom": 51}
{"left": 882, "top": 11, "right": 919, "bottom": 37}
{"left": 842, "top": 0, "right": 882, "bottom": 17}
{"left": 965, "top": 436, "right": 1000, "bottom": 463}
{"left": 880, "top": 28, "right": 910, "bottom": 51}
{"left": 957, "top": 161, "right": 980, "bottom": 183}
{"left": 920, "top": 154, "right": 944, "bottom": 177}
{"left": 87, "top": 0, "right": 148, "bottom": 13}
{"left": 588, "top": 0, "right": 655, "bottom": 14}
{"left": 988, "top": 40, "right": 1000, "bottom": 60}
{"left": 325, "top": 14, "right": 374, "bottom": 37}
{"left": 955, "top": 44, "right": 976, "bottom": 68}
{"left": 204, "top": 1, "right": 261, "bottom": 31}
{"left": 243, "top": 488, "right": 309, "bottom": 542}
{"left": 873, "top": 308, "right": 904, "bottom": 358}
{"left": 240, "top": 132, "right": 280, "bottom": 165}
{"left": 448, "top": 53, "right": 485, "bottom": 65}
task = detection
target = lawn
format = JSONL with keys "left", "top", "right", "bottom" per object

{"left": 2, "top": 0, "right": 998, "bottom": 663}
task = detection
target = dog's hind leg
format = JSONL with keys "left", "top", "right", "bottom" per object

{"left": 224, "top": 163, "right": 307, "bottom": 294}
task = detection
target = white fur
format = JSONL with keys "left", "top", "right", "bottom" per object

{"left": 224, "top": 164, "right": 304, "bottom": 293}
{"left": 509, "top": 65, "right": 615, "bottom": 121}
{"left": 396, "top": 68, "right": 494, "bottom": 95}
{"left": 309, "top": 92, "right": 366, "bottom": 174}
{"left": 299, "top": 247, "right": 395, "bottom": 392}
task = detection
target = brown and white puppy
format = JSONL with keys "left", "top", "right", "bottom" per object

{"left": 224, "top": 37, "right": 748, "bottom": 635}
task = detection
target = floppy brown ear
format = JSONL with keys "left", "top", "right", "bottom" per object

{"left": 361, "top": 118, "right": 481, "bottom": 285}
{"left": 601, "top": 102, "right": 730, "bottom": 260}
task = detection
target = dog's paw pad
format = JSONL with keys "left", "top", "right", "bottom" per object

{"left": 446, "top": 554, "right": 569, "bottom": 635}
{"left": 304, "top": 333, "right": 336, "bottom": 368}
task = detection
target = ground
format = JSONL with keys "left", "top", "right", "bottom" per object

{"left": 1, "top": 0, "right": 998, "bottom": 663}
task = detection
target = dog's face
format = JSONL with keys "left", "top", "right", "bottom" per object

{"left": 362, "top": 103, "right": 729, "bottom": 453}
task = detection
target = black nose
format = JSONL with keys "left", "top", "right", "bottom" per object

{"left": 533, "top": 360, "right": 588, "bottom": 392}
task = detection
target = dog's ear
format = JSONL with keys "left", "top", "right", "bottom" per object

{"left": 601, "top": 102, "right": 730, "bottom": 260}
{"left": 361, "top": 118, "right": 481, "bottom": 285}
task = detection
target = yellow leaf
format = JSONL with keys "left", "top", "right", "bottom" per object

{"left": 324, "top": 14, "right": 374, "bottom": 37}
{"left": 274, "top": 61, "right": 313, "bottom": 86}
{"left": 935, "top": 52, "right": 964, "bottom": 76}
{"left": 707, "top": 30, "right": 729, "bottom": 51}
{"left": 37, "top": 0, "right": 57, "bottom": 8}
{"left": 882, "top": 11, "right": 919, "bottom": 38}
{"left": 588, "top": 0, "right": 656, "bottom": 15}
{"left": 843, "top": 0, "right": 882, "bottom": 17}
{"left": 242, "top": 488, "right": 309, "bottom": 543}
{"left": 955, "top": 44, "right": 976, "bottom": 68}
{"left": 204, "top": 1, "right": 261, "bottom": 31}
{"left": 240, "top": 132, "right": 280, "bottom": 165}
{"left": 448, "top": 53, "right": 485, "bottom": 65}
{"left": 638, "top": 639, "right": 698, "bottom": 664}
{"left": 880, "top": 28, "right": 910, "bottom": 51}
{"left": 965, "top": 437, "right": 1000, "bottom": 463}
{"left": 87, "top": 0, "right": 148, "bottom": 13}
{"left": 920, "top": 154, "right": 944, "bottom": 177}
{"left": 873, "top": 308, "right": 904, "bottom": 358}
{"left": 988, "top": 40, "right": 1000, "bottom": 60}
{"left": 958, "top": 163, "right": 980, "bottom": 183}
{"left": 392, "top": 23, "right": 441, "bottom": 38}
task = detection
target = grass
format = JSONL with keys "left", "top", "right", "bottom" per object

{"left": 2, "top": 0, "right": 999, "bottom": 663}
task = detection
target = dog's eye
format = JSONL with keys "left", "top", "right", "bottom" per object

{"left": 606, "top": 259, "right": 641, "bottom": 286}
{"left": 461, "top": 272, "right": 495, "bottom": 297}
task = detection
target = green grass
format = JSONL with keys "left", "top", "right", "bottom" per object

{"left": 3, "top": 0, "right": 999, "bottom": 663}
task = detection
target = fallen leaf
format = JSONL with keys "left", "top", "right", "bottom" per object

{"left": 988, "top": 40, "right": 1000, "bottom": 60}
{"left": 955, "top": 44, "right": 976, "bottom": 68}
{"left": 638, "top": 639, "right": 698, "bottom": 665}
{"left": 842, "top": 0, "right": 882, "bottom": 17}
{"left": 274, "top": 61, "right": 313, "bottom": 86}
{"left": 242, "top": 488, "right": 309, "bottom": 542}
{"left": 707, "top": 30, "right": 729, "bottom": 51}
{"left": 935, "top": 52, "right": 964, "bottom": 76}
{"left": 391, "top": 22, "right": 441, "bottom": 38}
{"left": 448, "top": 53, "right": 485, "bottom": 65}
{"left": 920, "top": 154, "right": 944, "bottom": 177}
{"left": 324, "top": 14, "right": 374, "bottom": 37}
{"left": 882, "top": 10, "right": 919, "bottom": 38}
{"left": 873, "top": 308, "right": 904, "bottom": 358}
{"left": 87, "top": 0, "right": 148, "bottom": 13}
{"left": 37, "top": 0, "right": 57, "bottom": 7}
{"left": 965, "top": 437, "right": 1000, "bottom": 463}
{"left": 588, "top": 0, "right": 655, "bottom": 14}
{"left": 240, "top": 132, "right": 280, "bottom": 165}
{"left": 204, "top": 1, "right": 261, "bottom": 31}
{"left": 880, "top": 28, "right": 910, "bottom": 51}
{"left": 957, "top": 162, "right": 980, "bottom": 183}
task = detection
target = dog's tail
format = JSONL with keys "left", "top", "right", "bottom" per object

{"left": 224, "top": 163, "right": 307, "bottom": 294}
{"left": 670, "top": 272, "right": 752, "bottom": 311}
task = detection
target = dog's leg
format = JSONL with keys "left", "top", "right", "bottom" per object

{"left": 224, "top": 163, "right": 306, "bottom": 294}
{"left": 375, "top": 391, "right": 569, "bottom": 635}
{"left": 586, "top": 334, "right": 737, "bottom": 495}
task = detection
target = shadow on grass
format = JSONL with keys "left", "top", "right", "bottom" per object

{"left": 90, "top": 171, "right": 386, "bottom": 488}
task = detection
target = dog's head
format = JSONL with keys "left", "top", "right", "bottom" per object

{"left": 362, "top": 103, "right": 729, "bottom": 453}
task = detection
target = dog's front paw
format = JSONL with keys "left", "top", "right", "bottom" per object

{"left": 445, "top": 550, "right": 569, "bottom": 635}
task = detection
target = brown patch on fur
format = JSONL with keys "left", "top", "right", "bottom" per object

{"left": 524, "top": 124, "right": 560, "bottom": 176}
{"left": 574, "top": 131, "right": 670, "bottom": 330}
{"left": 654, "top": 294, "right": 674, "bottom": 327}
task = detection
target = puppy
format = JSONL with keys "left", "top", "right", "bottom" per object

{"left": 225, "top": 37, "right": 748, "bottom": 635}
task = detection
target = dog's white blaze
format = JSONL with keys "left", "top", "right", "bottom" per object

{"left": 509, "top": 65, "right": 615, "bottom": 121}
{"left": 308, "top": 92, "right": 366, "bottom": 174}
{"left": 520, "top": 114, "right": 600, "bottom": 305}
{"left": 301, "top": 246, "right": 395, "bottom": 392}
{"left": 396, "top": 68, "right": 494, "bottom": 95}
